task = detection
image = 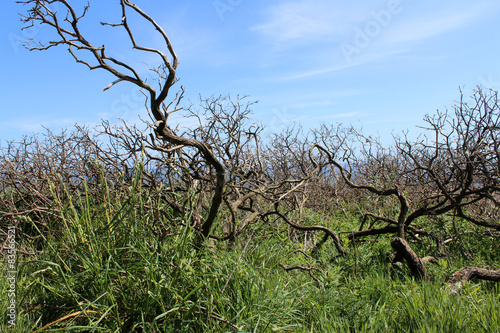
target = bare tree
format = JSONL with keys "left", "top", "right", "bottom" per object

{"left": 172, "top": 98, "right": 346, "bottom": 255}
{"left": 312, "top": 87, "right": 500, "bottom": 280}
{"left": 19, "top": 0, "right": 225, "bottom": 240}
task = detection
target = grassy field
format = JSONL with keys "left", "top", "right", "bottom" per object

{"left": 4, "top": 1, "right": 499, "bottom": 330}
{"left": 1, "top": 168, "right": 499, "bottom": 333}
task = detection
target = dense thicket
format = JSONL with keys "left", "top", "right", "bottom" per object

{"left": 2, "top": 87, "right": 499, "bottom": 270}
{"left": 1, "top": 0, "right": 499, "bottom": 330}
{"left": 1, "top": 88, "right": 500, "bottom": 331}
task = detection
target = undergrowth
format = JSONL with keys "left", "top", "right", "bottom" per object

{"left": 1, "top": 168, "right": 499, "bottom": 332}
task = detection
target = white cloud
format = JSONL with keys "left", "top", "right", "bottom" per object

{"left": 278, "top": 59, "right": 363, "bottom": 80}
{"left": 251, "top": 0, "right": 376, "bottom": 45}
{"left": 380, "top": 3, "right": 499, "bottom": 46}
{"left": 278, "top": 47, "right": 404, "bottom": 80}
{"left": 253, "top": 0, "right": 500, "bottom": 46}
{"left": 256, "top": 0, "right": 500, "bottom": 80}
{"left": 310, "top": 111, "right": 363, "bottom": 121}
{"left": 288, "top": 100, "right": 333, "bottom": 109}
{"left": 3, "top": 118, "right": 79, "bottom": 134}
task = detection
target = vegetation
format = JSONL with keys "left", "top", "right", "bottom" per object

{"left": 1, "top": 153, "right": 500, "bottom": 332}
{"left": 1, "top": 0, "right": 499, "bottom": 332}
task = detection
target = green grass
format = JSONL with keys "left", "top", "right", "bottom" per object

{"left": 2, "top": 171, "right": 500, "bottom": 332}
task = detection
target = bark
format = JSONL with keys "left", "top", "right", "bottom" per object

{"left": 448, "top": 266, "right": 500, "bottom": 283}
{"left": 348, "top": 226, "right": 398, "bottom": 239}
{"left": 155, "top": 120, "right": 225, "bottom": 240}
{"left": 390, "top": 237, "right": 430, "bottom": 281}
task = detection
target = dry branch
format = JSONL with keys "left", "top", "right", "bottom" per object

{"left": 448, "top": 266, "right": 500, "bottom": 283}
{"left": 391, "top": 237, "right": 429, "bottom": 281}
{"left": 278, "top": 263, "right": 322, "bottom": 286}
{"left": 266, "top": 211, "right": 347, "bottom": 256}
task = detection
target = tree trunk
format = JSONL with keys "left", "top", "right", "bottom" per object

{"left": 391, "top": 237, "right": 429, "bottom": 281}
{"left": 448, "top": 267, "right": 500, "bottom": 283}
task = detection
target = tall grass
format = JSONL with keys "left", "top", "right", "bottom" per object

{"left": 1, "top": 165, "right": 500, "bottom": 332}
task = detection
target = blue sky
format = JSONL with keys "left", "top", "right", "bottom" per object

{"left": 1, "top": 0, "right": 500, "bottom": 146}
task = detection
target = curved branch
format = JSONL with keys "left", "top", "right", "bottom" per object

{"left": 19, "top": 0, "right": 176, "bottom": 122}
{"left": 264, "top": 210, "right": 347, "bottom": 256}
{"left": 391, "top": 237, "right": 429, "bottom": 281}
{"left": 155, "top": 120, "right": 225, "bottom": 239}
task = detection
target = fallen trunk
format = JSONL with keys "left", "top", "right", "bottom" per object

{"left": 448, "top": 267, "right": 500, "bottom": 283}
{"left": 446, "top": 266, "right": 500, "bottom": 294}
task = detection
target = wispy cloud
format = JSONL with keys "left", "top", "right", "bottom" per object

{"left": 3, "top": 118, "right": 79, "bottom": 134}
{"left": 253, "top": 0, "right": 499, "bottom": 45}
{"left": 277, "top": 48, "right": 403, "bottom": 80}
{"left": 309, "top": 111, "right": 363, "bottom": 121}
{"left": 277, "top": 57, "right": 366, "bottom": 80}
{"left": 380, "top": 3, "right": 499, "bottom": 46}
{"left": 253, "top": 0, "right": 500, "bottom": 80}
{"left": 288, "top": 100, "right": 333, "bottom": 109}
{"left": 250, "top": 0, "right": 373, "bottom": 45}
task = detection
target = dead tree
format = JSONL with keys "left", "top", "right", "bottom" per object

{"left": 175, "top": 98, "right": 347, "bottom": 255}
{"left": 312, "top": 87, "right": 500, "bottom": 280}
{"left": 19, "top": 0, "right": 224, "bottom": 239}
{"left": 314, "top": 88, "right": 500, "bottom": 239}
